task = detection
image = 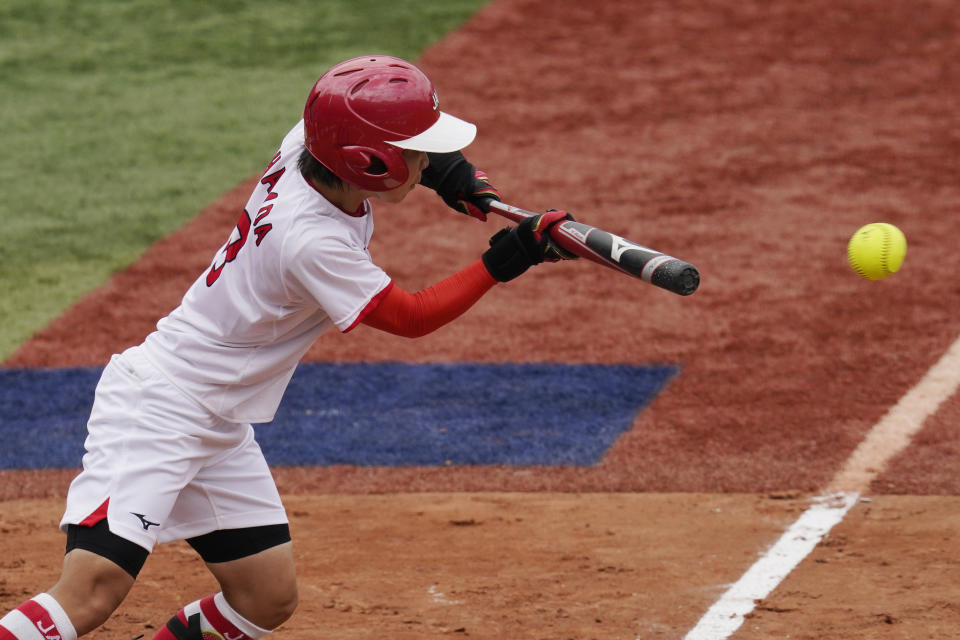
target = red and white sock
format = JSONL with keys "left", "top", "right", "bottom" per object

{"left": 0, "top": 594, "right": 77, "bottom": 640}
{"left": 150, "top": 593, "right": 270, "bottom": 640}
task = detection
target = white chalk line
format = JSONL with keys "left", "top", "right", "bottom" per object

{"left": 678, "top": 335, "right": 960, "bottom": 640}
{"left": 682, "top": 492, "right": 857, "bottom": 639}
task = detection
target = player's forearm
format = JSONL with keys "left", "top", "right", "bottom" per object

{"left": 361, "top": 259, "right": 496, "bottom": 338}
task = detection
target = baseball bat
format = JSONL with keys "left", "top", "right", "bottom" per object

{"left": 487, "top": 201, "right": 700, "bottom": 296}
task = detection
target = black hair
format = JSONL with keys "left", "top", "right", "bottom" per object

{"left": 299, "top": 148, "right": 345, "bottom": 189}
{"left": 298, "top": 148, "right": 390, "bottom": 190}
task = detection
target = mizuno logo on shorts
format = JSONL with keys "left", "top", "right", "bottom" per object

{"left": 131, "top": 512, "right": 160, "bottom": 530}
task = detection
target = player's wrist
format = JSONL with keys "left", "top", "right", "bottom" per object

{"left": 481, "top": 225, "right": 540, "bottom": 282}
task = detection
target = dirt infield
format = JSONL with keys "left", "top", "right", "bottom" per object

{"left": 3, "top": 0, "right": 960, "bottom": 637}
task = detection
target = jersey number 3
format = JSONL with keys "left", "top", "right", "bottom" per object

{"left": 206, "top": 166, "right": 283, "bottom": 286}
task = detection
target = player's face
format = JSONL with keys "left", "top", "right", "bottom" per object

{"left": 376, "top": 149, "right": 429, "bottom": 204}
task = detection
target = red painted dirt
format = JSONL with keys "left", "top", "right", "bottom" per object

{"left": 3, "top": 0, "right": 960, "bottom": 637}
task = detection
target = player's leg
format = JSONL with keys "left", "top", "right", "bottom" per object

{"left": 0, "top": 555, "right": 125, "bottom": 640}
{"left": 0, "top": 489, "right": 150, "bottom": 640}
{"left": 148, "top": 427, "right": 296, "bottom": 640}
{"left": 193, "top": 530, "right": 298, "bottom": 630}
{"left": 0, "top": 591, "right": 83, "bottom": 640}
{"left": 47, "top": 551, "right": 134, "bottom": 635}
{"left": 48, "top": 518, "right": 151, "bottom": 634}
{"left": 150, "top": 532, "right": 297, "bottom": 640}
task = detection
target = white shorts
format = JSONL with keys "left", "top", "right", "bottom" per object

{"left": 60, "top": 346, "right": 288, "bottom": 552}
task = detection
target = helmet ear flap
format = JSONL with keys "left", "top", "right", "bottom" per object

{"left": 340, "top": 146, "right": 374, "bottom": 172}
{"left": 340, "top": 145, "right": 409, "bottom": 190}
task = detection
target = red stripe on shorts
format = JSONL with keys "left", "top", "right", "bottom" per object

{"left": 0, "top": 623, "right": 18, "bottom": 640}
{"left": 78, "top": 498, "right": 110, "bottom": 527}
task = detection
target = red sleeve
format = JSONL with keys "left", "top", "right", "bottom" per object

{"left": 356, "top": 259, "right": 497, "bottom": 338}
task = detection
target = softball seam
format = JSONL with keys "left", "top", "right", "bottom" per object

{"left": 879, "top": 226, "right": 892, "bottom": 275}
{"left": 847, "top": 241, "right": 867, "bottom": 278}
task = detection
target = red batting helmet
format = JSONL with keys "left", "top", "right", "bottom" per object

{"left": 303, "top": 55, "right": 476, "bottom": 191}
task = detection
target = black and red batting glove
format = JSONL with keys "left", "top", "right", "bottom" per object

{"left": 420, "top": 151, "right": 502, "bottom": 221}
{"left": 481, "top": 209, "right": 577, "bottom": 282}
{"left": 524, "top": 209, "right": 578, "bottom": 262}
{"left": 459, "top": 169, "right": 501, "bottom": 220}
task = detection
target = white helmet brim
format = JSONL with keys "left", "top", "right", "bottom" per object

{"left": 386, "top": 111, "right": 477, "bottom": 153}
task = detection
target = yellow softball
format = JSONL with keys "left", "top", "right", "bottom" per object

{"left": 847, "top": 223, "right": 907, "bottom": 280}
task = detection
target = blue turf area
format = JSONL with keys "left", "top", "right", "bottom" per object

{"left": 0, "top": 363, "right": 676, "bottom": 469}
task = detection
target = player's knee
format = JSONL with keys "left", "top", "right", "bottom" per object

{"left": 218, "top": 565, "right": 298, "bottom": 630}
{"left": 81, "top": 566, "right": 131, "bottom": 625}
{"left": 84, "top": 589, "right": 124, "bottom": 629}
{"left": 229, "top": 580, "right": 298, "bottom": 630}
{"left": 200, "top": 532, "right": 298, "bottom": 630}
{"left": 51, "top": 551, "right": 135, "bottom": 634}
{"left": 261, "top": 583, "right": 299, "bottom": 629}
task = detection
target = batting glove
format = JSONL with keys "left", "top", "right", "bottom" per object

{"left": 523, "top": 209, "right": 578, "bottom": 262}
{"left": 481, "top": 210, "right": 577, "bottom": 282}
{"left": 421, "top": 152, "right": 502, "bottom": 221}
{"left": 457, "top": 169, "right": 502, "bottom": 220}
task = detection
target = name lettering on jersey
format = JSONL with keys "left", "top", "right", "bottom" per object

{"left": 254, "top": 205, "right": 273, "bottom": 224}
{"left": 253, "top": 223, "right": 272, "bottom": 246}
{"left": 260, "top": 167, "right": 285, "bottom": 201}
{"left": 253, "top": 204, "right": 273, "bottom": 246}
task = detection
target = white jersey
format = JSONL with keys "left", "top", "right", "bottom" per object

{"left": 142, "top": 120, "right": 391, "bottom": 423}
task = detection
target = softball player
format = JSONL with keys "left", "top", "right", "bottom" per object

{"left": 0, "top": 55, "right": 572, "bottom": 640}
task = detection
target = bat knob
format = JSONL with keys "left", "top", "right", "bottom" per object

{"left": 652, "top": 262, "right": 700, "bottom": 296}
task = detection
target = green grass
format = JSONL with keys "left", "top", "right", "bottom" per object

{"left": 0, "top": 0, "right": 489, "bottom": 361}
